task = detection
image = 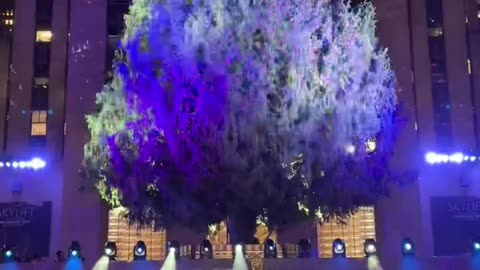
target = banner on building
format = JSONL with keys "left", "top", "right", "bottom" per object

{"left": 431, "top": 196, "right": 480, "bottom": 256}
{"left": 0, "top": 201, "right": 52, "bottom": 259}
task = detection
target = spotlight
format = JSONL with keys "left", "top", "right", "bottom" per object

{"left": 133, "top": 241, "right": 147, "bottom": 261}
{"left": 298, "top": 239, "right": 312, "bottom": 258}
{"left": 200, "top": 239, "right": 213, "bottom": 259}
{"left": 104, "top": 241, "right": 117, "bottom": 261}
{"left": 473, "top": 240, "right": 480, "bottom": 255}
{"left": 68, "top": 241, "right": 81, "bottom": 258}
{"left": 401, "top": 238, "right": 414, "bottom": 256}
{"left": 332, "top": 238, "right": 346, "bottom": 258}
{"left": 167, "top": 240, "right": 180, "bottom": 258}
{"left": 2, "top": 245, "right": 15, "bottom": 262}
{"left": 233, "top": 243, "right": 245, "bottom": 257}
{"left": 264, "top": 238, "right": 277, "bottom": 258}
{"left": 364, "top": 239, "right": 377, "bottom": 257}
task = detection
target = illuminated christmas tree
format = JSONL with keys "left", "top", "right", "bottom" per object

{"left": 84, "top": 0, "right": 398, "bottom": 243}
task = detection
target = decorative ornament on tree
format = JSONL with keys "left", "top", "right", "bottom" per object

{"left": 84, "top": 0, "right": 399, "bottom": 242}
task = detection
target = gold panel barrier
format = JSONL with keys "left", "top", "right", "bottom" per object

{"left": 107, "top": 209, "right": 167, "bottom": 261}
{"left": 317, "top": 206, "right": 376, "bottom": 258}
{"left": 107, "top": 206, "right": 375, "bottom": 260}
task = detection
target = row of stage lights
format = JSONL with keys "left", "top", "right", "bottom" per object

{"left": 3, "top": 238, "right": 480, "bottom": 263}
{"left": 0, "top": 158, "right": 46, "bottom": 170}
{"left": 334, "top": 238, "right": 480, "bottom": 258}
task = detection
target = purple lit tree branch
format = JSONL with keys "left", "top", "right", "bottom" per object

{"left": 84, "top": 0, "right": 399, "bottom": 242}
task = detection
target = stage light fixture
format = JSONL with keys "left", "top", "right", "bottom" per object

{"left": 332, "top": 238, "right": 346, "bottom": 258}
{"left": 200, "top": 239, "right": 213, "bottom": 259}
{"left": 263, "top": 238, "right": 277, "bottom": 258}
{"left": 2, "top": 245, "right": 15, "bottom": 262}
{"left": 68, "top": 241, "right": 81, "bottom": 258}
{"left": 401, "top": 238, "right": 414, "bottom": 256}
{"left": 133, "top": 241, "right": 147, "bottom": 261}
{"left": 364, "top": 239, "right": 377, "bottom": 257}
{"left": 167, "top": 240, "right": 180, "bottom": 258}
{"left": 473, "top": 240, "right": 480, "bottom": 255}
{"left": 233, "top": 243, "right": 245, "bottom": 258}
{"left": 298, "top": 239, "right": 312, "bottom": 258}
{"left": 104, "top": 241, "right": 117, "bottom": 261}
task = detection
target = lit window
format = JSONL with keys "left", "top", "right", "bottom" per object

{"left": 34, "top": 77, "right": 49, "bottom": 88}
{"left": 318, "top": 207, "right": 376, "bottom": 258}
{"left": 429, "top": 27, "right": 443, "bottom": 37}
{"left": 36, "top": 30, "right": 52, "bottom": 42}
{"left": 31, "top": 110, "right": 47, "bottom": 136}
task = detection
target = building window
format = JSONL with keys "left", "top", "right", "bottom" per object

{"left": 36, "top": 0, "right": 53, "bottom": 28}
{"left": 31, "top": 110, "right": 47, "bottom": 136}
{"left": 32, "top": 78, "right": 49, "bottom": 110}
{"left": 1, "top": 9, "right": 13, "bottom": 26}
{"left": 317, "top": 207, "right": 375, "bottom": 258}
{"left": 36, "top": 30, "right": 52, "bottom": 42}
{"left": 428, "top": 27, "right": 443, "bottom": 37}
{"left": 0, "top": 0, "right": 14, "bottom": 34}
{"left": 477, "top": 0, "right": 480, "bottom": 19}
{"left": 107, "top": 0, "right": 131, "bottom": 36}
{"left": 34, "top": 77, "right": 48, "bottom": 89}
{"left": 34, "top": 43, "right": 51, "bottom": 77}
{"left": 108, "top": 208, "right": 166, "bottom": 261}
{"left": 426, "top": 0, "right": 452, "bottom": 149}
{"left": 106, "top": 0, "right": 131, "bottom": 72}
{"left": 31, "top": 88, "right": 49, "bottom": 110}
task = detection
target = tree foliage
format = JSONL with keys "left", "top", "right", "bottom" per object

{"left": 84, "top": 0, "right": 399, "bottom": 241}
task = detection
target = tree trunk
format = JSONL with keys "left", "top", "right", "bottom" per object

{"left": 228, "top": 211, "right": 257, "bottom": 244}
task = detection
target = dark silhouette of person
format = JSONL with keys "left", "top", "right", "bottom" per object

{"left": 55, "top": 250, "right": 66, "bottom": 262}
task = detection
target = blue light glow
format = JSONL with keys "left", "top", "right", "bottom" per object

{"left": 71, "top": 250, "right": 78, "bottom": 257}
{"left": 0, "top": 158, "right": 46, "bottom": 170}
{"left": 5, "top": 250, "right": 12, "bottom": 257}
{"left": 425, "top": 151, "right": 480, "bottom": 165}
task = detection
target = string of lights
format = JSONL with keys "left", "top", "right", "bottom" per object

{"left": 424, "top": 152, "right": 478, "bottom": 165}
{"left": 0, "top": 158, "right": 46, "bottom": 170}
